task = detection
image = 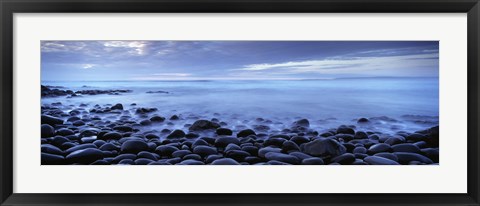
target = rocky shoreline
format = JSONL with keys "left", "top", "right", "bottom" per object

{"left": 42, "top": 85, "right": 131, "bottom": 98}
{"left": 41, "top": 101, "right": 439, "bottom": 165}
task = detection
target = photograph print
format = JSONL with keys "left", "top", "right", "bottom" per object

{"left": 40, "top": 41, "right": 439, "bottom": 165}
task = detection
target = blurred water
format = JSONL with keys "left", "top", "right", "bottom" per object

{"left": 41, "top": 77, "right": 439, "bottom": 133}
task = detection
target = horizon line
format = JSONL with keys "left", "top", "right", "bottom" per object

{"left": 41, "top": 76, "right": 439, "bottom": 82}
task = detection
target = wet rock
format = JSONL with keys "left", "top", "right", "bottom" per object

{"left": 137, "top": 151, "right": 158, "bottom": 161}
{"left": 267, "top": 160, "right": 291, "bottom": 165}
{"left": 121, "top": 140, "right": 148, "bottom": 154}
{"left": 112, "top": 154, "right": 137, "bottom": 164}
{"left": 214, "top": 137, "right": 240, "bottom": 148}
{"left": 384, "top": 135, "right": 405, "bottom": 145}
{"left": 392, "top": 143, "right": 421, "bottom": 153}
{"left": 170, "top": 115, "right": 180, "bottom": 120}
{"left": 150, "top": 115, "right": 165, "bottom": 122}
{"left": 226, "top": 150, "right": 250, "bottom": 162}
{"left": 206, "top": 154, "right": 224, "bottom": 163}
{"left": 180, "top": 153, "right": 200, "bottom": 160}
{"left": 292, "top": 119, "right": 310, "bottom": 127}
{"left": 216, "top": 128, "right": 233, "bottom": 136}
{"left": 241, "top": 146, "right": 259, "bottom": 156}
{"left": 193, "top": 145, "right": 218, "bottom": 157}
{"left": 65, "top": 143, "right": 97, "bottom": 154}
{"left": 72, "top": 120, "right": 85, "bottom": 126}
{"left": 421, "top": 148, "right": 439, "bottom": 162}
{"left": 189, "top": 120, "right": 220, "bottom": 131}
{"left": 132, "top": 158, "right": 151, "bottom": 165}
{"left": 192, "top": 139, "right": 210, "bottom": 148}
{"left": 364, "top": 156, "right": 400, "bottom": 165}
{"left": 211, "top": 158, "right": 241, "bottom": 165}
{"left": 354, "top": 131, "right": 368, "bottom": 139}
{"left": 177, "top": 159, "right": 204, "bottom": 165}
{"left": 41, "top": 153, "right": 65, "bottom": 165}
{"left": 41, "top": 115, "right": 64, "bottom": 126}
{"left": 140, "top": 119, "right": 152, "bottom": 126}
{"left": 258, "top": 147, "right": 282, "bottom": 158}
{"left": 99, "top": 143, "right": 119, "bottom": 151}
{"left": 225, "top": 144, "right": 241, "bottom": 152}
{"left": 244, "top": 156, "right": 262, "bottom": 164}
{"left": 167, "top": 129, "right": 186, "bottom": 139}
{"left": 56, "top": 128, "right": 74, "bottom": 136}
{"left": 155, "top": 145, "right": 179, "bottom": 156}
{"left": 331, "top": 153, "right": 355, "bottom": 164}
{"left": 145, "top": 133, "right": 159, "bottom": 139}
{"left": 113, "top": 125, "right": 133, "bottom": 132}
{"left": 101, "top": 132, "right": 123, "bottom": 140}
{"left": 264, "top": 137, "right": 286, "bottom": 147}
{"left": 111, "top": 103, "right": 123, "bottom": 110}
{"left": 374, "top": 152, "right": 399, "bottom": 162}
{"left": 41, "top": 124, "right": 55, "bottom": 138}
{"left": 66, "top": 148, "right": 104, "bottom": 164}
{"left": 282, "top": 141, "right": 300, "bottom": 152}
{"left": 265, "top": 152, "right": 300, "bottom": 164}
{"left": 336, "top": 125, "right": 355, "bottom": 135}
{"left": 237, "top": 129, "right": 256, "bottom": 138}
{"left": 353, "top": 147, "right": 367, "bottom": 154}
{"left": 302, "top": 157, "right": 324, "bottom": 165}
{"left": 118, "top": 159, "right": 134, "bottom": 165}
{"left": 368, "top": 143, "right": 392, "bottom": 154}
{"left": 357, "top": 118, "right": 369, "bottom": 123}
{"left": 172, "top": 150, "right": 192, "bottom": 158}
{"left": 336, "top": 134, "right": 354, "bottom": 142}
{"left": 135, "top": 107, "right": 157, "bottom": 114}
{"left": 394, "top": 152, "right": 434, "bottom": 164}
{"left": 302, "top": 139, "right": 346, "bottom": 157}
{"left": 290, "top": 136, "right": 310, "bottom": 145}
{"left": 41, "top": 144, "right": 63, "bottom": 155}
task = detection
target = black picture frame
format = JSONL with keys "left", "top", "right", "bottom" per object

{"left": 1, "top": 0, "right": 479, "bottom": 205}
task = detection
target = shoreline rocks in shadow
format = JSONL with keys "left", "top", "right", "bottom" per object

{"left": 40, "top": 102, "right": 440, "bottom": 165}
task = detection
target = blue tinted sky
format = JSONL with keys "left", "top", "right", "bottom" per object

{"left": 41, "top": 41, "right": 438, "bottom": 81}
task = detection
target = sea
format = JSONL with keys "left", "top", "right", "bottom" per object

{"left": 41, "top": 77, "right": 439, "bottom": 134}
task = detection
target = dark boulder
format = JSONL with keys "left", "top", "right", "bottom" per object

{"left": 216, "top": 128, "right": 233, "bottom": 136}
{"left": 193, "top": 145, "right": 218, "bottom": 157}
{"left": 41, "top": 124, "right": 55, "bottom": 138}
{"left": 265, "top": 152, "right": 300, "bottom": 164}
{"left": 150, "top": 115, "right": 165, "bottom": 122}
{"left": 301, "top": 138, "right": 346, "bottom": 157}
{"left": 111, "top": 103, "right": 123, "bottom": 110}
{"left": 368, "top": 143, "right": 392, "bottom": 154}
{"left": 189, "top": 120, "right": 220, "bottom": 131}
{"left": 167, "top": 129, "right": 186, "bottom": 139}
{"left": 336, "top": 125, "right": 355, "bottom": 135}
{"left": 121, "top": 140, "right": 148, "bottom": 154}
{"left": 364, "top": 156, "right": 400, "bottom": 165}
{"left": 41, "top": 115, "right": 64, "bottom": 126}
{"left": 237, "top": 129, "right": 256, "bottom": 138}
{"left": 66, "top": 148, "right": 104, "bottom": 164}
{"left": 211, "top": 158, "right": 240, "bottom": 165}
{"left": 292, "top": 119, "right": 310, "bottom": 127}
{"left": 214, "top": 137, "right": 240, "bottom": 148}
{"left": 41, "top": 153, "right": 65, "bottom": 165}
{"left": 331, "top": 153, "right": 355, "bottom": 164}
{"left": 301, "top": 157, "right": 325, "bottom": 165}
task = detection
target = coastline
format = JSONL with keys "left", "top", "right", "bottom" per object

{"left": 40, "top": 90, "right": 439, "bottom": 165}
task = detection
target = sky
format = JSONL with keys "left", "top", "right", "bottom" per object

{"left": 41, "top": 41, "right": 439, "bottom": 81}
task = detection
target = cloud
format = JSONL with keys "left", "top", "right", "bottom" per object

{"left": 102, "top": 41, "right": 148, "bottom": 55}
{"left": 41, "top": 41, "right": 86, "bottom": 52}
{"left": 82, "top": 64, "right": 95, "bottom": 69}
{"left": 235, "top": 52, "right": 439, "bottom": 75}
